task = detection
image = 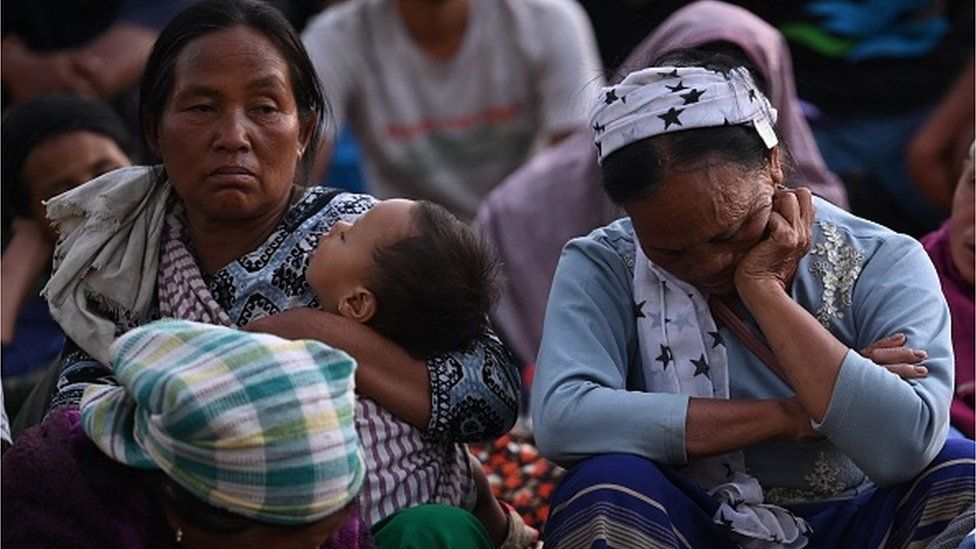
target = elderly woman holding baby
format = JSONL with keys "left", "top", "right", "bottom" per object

{"left": 5, "top": 0, "right": 519, "bottom": 546}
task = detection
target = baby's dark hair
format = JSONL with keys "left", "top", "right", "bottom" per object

{"left": 365, "top": 201, "right": 500, "bottom": 360}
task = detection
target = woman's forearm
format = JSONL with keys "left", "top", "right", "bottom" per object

{"left": 243, "top": 309, "right": 432, "bottom": 429}
{"left": 329, "top": 320, "right": 432, "bottom": 429}
{"left": 739, "top": 280, "right": 847, "bottom": 422}
{"left": 685, "top": 397, "right": 816, "bottom": 458}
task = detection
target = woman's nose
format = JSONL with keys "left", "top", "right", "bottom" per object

{"left": 213, "top": 110, "right": 251, "bottom": 152}
{"left": 326, "top": 220, "right": 351, "bottom": 237}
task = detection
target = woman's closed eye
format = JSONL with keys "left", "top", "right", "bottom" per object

{"left": 249, "top": 101, "right": 282, "bottom": 121}
{"left": 187, "top": 103, "right": 216, "bottom": 113}
{"left": 251, "top": 104, "right": 279, "bottom": 115}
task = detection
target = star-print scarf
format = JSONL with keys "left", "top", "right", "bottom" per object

{"left": 589, "top": 65, "right": 778, "bottom": 163}
{"left": 632, "top": 239, "right": 811, "bottom": 548}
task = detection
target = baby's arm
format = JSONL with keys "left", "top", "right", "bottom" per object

{"left": 468, "top": 453, "right": 540, "bottom": 548}
{"left": 469, "top": 452, "right": 508, "bottom": 546}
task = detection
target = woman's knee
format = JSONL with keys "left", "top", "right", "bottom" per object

{"left": 551, "top": 453, "right": 676, "bottom": 510}
{"left": 927, "top": 437, "right": 976, "bottom": 468}
{"left": 564, "top": 453, "right": 669, "bottom": 486}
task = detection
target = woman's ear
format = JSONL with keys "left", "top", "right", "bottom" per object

{"left": 297, "top": 111, "right": 318, "bottom": 157}
{"left": 768, "top": 146, "right": 785, "bottom": 184}
{"left": 336, "top": 287, "right": 377, "bottom": 324}
{"left": 144, "top": 125, "right": 162, "bottom": 160}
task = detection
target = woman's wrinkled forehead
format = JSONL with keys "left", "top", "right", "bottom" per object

{"left": 170, "top": 26, "right": 292, "bottom": 94}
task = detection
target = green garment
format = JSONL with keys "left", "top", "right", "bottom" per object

{"left": 372, "top": 504, "right": 493, "bottom": 549}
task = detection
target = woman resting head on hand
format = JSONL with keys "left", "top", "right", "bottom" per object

{"left": 533, "top": 48, "right": 974, "bottom": 548}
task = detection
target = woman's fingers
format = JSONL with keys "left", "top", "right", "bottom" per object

{"left": 773, "top": 188, "right": 800, "bottom": 224}
{"left": 880, "top": 363, "right": 929, "bottom": 379}
{"left": 770, "top": 188, "right": 814, "bottom": 253}
{"left": 794, "top": 188, "right": 815, "bottom": 248}
{"left": 862, "top": 345, "right": 927, "bottom": 365}
{"left": 862, "top": 332, "right": 907, "bottom": 351}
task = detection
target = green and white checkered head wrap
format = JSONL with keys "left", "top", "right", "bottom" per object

{"left": 80, "top": 319, "right": 365, "bottom": 525}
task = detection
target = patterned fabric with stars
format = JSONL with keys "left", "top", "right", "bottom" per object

{"left": 588, "top": 65, "right": 779, "bottom": 163}
{"left": 631, "top": 236, "right": 810, "bottom": 547}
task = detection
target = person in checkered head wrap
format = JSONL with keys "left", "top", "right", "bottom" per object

{"left": 80, "top": 319, "right": 365, "bottom": 547}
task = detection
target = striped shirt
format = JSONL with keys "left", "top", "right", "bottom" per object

{"left": 356, "top": 396, "right": 474, "bottom": 526}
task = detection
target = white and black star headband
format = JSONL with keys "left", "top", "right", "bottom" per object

{"left": 589, "top": 66, "right": 779, "bottom": 163}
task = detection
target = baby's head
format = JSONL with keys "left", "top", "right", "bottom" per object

{"left": 307, "top": 199, "right": 499, "bottom": 359}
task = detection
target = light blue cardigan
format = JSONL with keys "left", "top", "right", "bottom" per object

{"left": 532, "top": 197, "right": 952, "bottom": 506}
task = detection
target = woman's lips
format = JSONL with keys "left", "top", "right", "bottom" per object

{"left": 206, "top": 166, "right": 256, "bottom": 186}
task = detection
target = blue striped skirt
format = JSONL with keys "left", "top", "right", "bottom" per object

{"left": 544, "top": 438, "right": 975, "bottom": 548}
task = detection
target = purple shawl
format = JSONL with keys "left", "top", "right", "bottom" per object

{"left": 1, "top": 409, "right": 372, "bottom": 548}
{"left": 474, "top": 0, "right": 849, "bottom": 365}
{"left": 922, "top": 223, "right": 975, "bottom": 438}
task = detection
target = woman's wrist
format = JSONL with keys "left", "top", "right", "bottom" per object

{"left": 737, "top": 277, "right": 789, "bottom": 310}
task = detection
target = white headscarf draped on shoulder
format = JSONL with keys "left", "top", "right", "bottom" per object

{"left": 42, "top": 166, "right": 170, "bottom": 364}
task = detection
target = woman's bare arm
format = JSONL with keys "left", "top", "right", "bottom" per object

{"left": 242, "top": 308, "right": 432, "bottom": 428}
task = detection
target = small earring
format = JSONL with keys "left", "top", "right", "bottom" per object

{"left": 175, "top": 527, "right": 183, "bottom": 544}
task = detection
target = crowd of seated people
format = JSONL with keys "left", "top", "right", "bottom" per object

{"left": 2, "top": 0, "right": 972, "bottom": 547}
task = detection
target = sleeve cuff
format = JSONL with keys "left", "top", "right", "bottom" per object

{"left": 812, "top": 348, "right": 865, "bottom": 434}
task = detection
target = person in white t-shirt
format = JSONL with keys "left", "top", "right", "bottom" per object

{"left": 302, "top": 0, "right": 604, "bottom": 220}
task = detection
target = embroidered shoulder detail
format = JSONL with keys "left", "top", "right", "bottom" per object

{"left": 809, "top": 221, "right": 863, "bottom": 328}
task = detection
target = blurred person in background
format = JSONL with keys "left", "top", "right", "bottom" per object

{"left": 921, "top": 143, "right": 975, "bottom": 440}
{"left": 1, "top": 0, "right": 197, "bottom": 144}
{"left": 1, "top": 95, "right": 136, "bottom": 422}
{"left": 301, "top": 0, "right": 605, "bottom": 220}
{"left": 770, "top": 0, "right": 974, "bottom": 236}
{"left": 2, "top": 0, "right": 193, "bottom": 105}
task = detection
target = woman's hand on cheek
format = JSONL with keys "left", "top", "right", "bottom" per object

{"left": 734, "top": 187, "right": 815, "bottom": 296}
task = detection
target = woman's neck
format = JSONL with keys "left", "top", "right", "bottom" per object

{"left": 395, "top": 0, "right": 469, "bottom": 61}
{"left": 183, "top": 199, "right": 290, "bottom": 276}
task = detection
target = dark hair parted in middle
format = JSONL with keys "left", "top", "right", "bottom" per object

{"left": 138, "top": 0, "right": 327, "bottom": 185}
{"left": 600, "top": 48, "right": 779, "bottom": 206}
{"left": 366, "top": 201, "right": 500, "bottom": 360}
